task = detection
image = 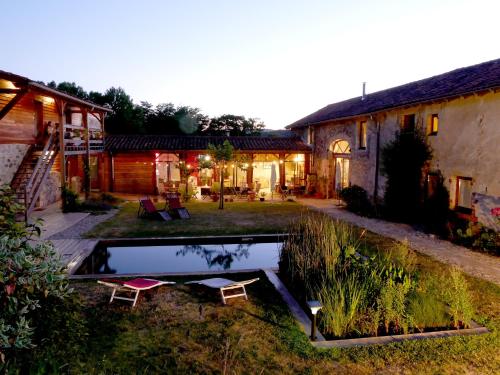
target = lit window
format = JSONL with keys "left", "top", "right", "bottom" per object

{"left": 429, "top": 114, "right": 439, "bottom": 135}
{"left": 456, "top": 177, "right": 472, "bottom": 212}
{"left": 358, "top": 121, "right": 367, "bottom": 149}
{"left": 401, "top": 114, "right": 415, "bottom": 132}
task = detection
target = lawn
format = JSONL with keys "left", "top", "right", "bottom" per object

{"left": 84, "top": 200, "right": 306, "bottom": 238}
{"left": 13, "top": 228, "right": 500, "bottom": 374}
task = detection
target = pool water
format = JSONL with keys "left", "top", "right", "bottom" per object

{"left": 75, "top": 237, "right": 283, "bottom": 275}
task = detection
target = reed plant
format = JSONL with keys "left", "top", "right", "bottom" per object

{"left": 279, "top": 212, "right": 476, "bottom": 338}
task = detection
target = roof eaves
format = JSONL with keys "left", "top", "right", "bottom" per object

{"left": 291, "top": 84, "right": 500, "bottom": 128}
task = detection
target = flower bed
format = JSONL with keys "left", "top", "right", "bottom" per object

{"left": 279, "top": 213, "right": 476, "bottom": 340}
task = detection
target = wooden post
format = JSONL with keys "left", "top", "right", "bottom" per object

{"left": 82, "top": 108, "right": 90, "bottom": 200}
{"left": 279, "top": 153, "right": 285, "bottom": 186}
{"left": 247, "top": 153, "right": 254, "bottom": 187}
{"left": 57, "top": 100, "right": 67, "bottom": 189}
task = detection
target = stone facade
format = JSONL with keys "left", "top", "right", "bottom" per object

{"left": 37, "top": 171, "right": 61, "bottom": 208}
{"left": 298, "top": 91, "right": 500, "bottom": 229}
{"left": 0, "top": 144, "right": 30, "bottom": 186}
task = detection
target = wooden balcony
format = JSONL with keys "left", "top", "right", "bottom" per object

{"left": 63, "top": 124, "right": 104, "bottom": 155}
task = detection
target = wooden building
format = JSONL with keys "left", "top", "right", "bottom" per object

{"left": 103, "top": 135, "right": 312, "bottom": 195}
{"left": 0, "top": 70, "right": 111, "bottom": 218}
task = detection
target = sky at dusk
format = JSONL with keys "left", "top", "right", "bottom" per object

{"left": 2, "top": 0, "right": 500, "bottom": 129}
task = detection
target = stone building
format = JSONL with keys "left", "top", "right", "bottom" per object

{"left": 287, "top": 58, "right": 500, "bottom": 229}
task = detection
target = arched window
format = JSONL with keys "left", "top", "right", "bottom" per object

{"left": 330, "top": 140, "right": 351, "bottom": 155}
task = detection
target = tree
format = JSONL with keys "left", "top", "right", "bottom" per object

{"left": 201, "top": 114, "right": 265, "bottom": 136}
{"left": 101, "top": 87, "right": 144, "bottom": 134}
{"left": 205, "top": 141, "right": 234, "bottom": 209}
{"left": 381, "top": 129, "right": 432, "bottom": 223}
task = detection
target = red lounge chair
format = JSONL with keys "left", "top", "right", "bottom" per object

{"left": 138, "top": 197, "right": 172, "bottom": 221}
{"left": 98, "top": 278, "right": 175, "bottom": 307}
{"left": 165, "top": 192, "right": 190, "bottom": 219}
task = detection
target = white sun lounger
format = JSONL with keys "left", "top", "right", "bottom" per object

{"left": 186, "top": 277, "right": 259, "bottom": 304}
{"left": 98, "top": 278, "right": 175, "bottom": 307}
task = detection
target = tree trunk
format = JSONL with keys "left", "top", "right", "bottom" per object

{"left": 219, "top": 165, "right": 224, "bottom": 209}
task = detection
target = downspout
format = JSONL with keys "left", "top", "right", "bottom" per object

{"left": 373, "top": 119, "right": 381, "bottom": 207}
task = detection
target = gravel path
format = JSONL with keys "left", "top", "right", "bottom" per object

{"left": 298, "top": 199, "right": 500, "bottom": 286}
{"left": 48, "top": 209, "right": 118, "bottom": 240}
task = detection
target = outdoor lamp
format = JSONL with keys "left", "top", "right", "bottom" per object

{"left": 307, "top": 300, "right": 322, "bottom": 341}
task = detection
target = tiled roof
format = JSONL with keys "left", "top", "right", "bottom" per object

{"left": 105, "top": 135, "right": 312, "bottom": 152}
{"left": 288, "top": 58, "right": 500, "bottom": 128}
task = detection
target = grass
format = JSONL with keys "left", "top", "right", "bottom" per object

{"left": 84, "top": 200, "right": 306, "bottom": 238}
{"left": 11, "top": 209, "right": 499, "bottom": 374}
{"left": 15, "top": 261, "right": 500, "bottom": 374}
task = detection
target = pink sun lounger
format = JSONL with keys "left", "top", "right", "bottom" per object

{"left": 98, "top": 278, "right": 175, "bottom": 307}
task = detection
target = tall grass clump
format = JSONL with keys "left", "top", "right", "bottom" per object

{"left": 279, "top": 213, "right": 475, "bottom": 339}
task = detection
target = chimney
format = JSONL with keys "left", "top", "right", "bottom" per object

{"left": 361, "top": 82, "right": 366, "bottom": 101}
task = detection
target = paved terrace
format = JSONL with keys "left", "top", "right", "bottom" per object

{"left": 298, "top": 199, "right": 500, "bottom": 286}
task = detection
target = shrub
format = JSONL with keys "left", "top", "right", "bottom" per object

{"left": 339, "top": 185, "right": 373, "bottom": 216}
{"left": 0, "top": 187, "right": 71, "bottom": 366}
{"left": 381, "top": 129, "right": 432, "bottom": 223}
{"left": 61, "top": 185, "right": 80, "bottom": 212}
{"left": 456, "top": 222, "right": 500, "bottom": 255}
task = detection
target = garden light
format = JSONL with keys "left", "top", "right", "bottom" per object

{"left": 307, "top": 300, "right": 322, "bottom": 341}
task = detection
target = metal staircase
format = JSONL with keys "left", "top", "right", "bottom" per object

{"left": 10, "top": 126, "right": 60, "bottom": 220}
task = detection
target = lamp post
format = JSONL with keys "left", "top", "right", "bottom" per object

{"left": 307, "top": 300, "right": 322, "bottom": 341}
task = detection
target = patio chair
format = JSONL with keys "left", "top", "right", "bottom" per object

{"left": 138, "top": 197, "right": 172, "bottom": 221}
{"left": 164, "top": 192, "right": 190, "bottom": 219}
{"left": 97, "top": 278, "right": 175, "bottom": 307}
{"left": 186, "top": 277, "right": 259, "bottom": 304}
{"left": 277, "top": 185, "right": 289, "bottom": 200}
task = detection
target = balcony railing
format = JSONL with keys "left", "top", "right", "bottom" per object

{"left": 63, "top": 124, "right": 104, "bottom": 154}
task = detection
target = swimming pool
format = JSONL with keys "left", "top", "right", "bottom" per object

{"left": 74, "top": 235, "right": 284, "bottom": 276}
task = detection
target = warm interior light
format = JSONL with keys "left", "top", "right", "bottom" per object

{"left": 187, "top": 164, "right": 191, "bottom": 168}
{"left": 205, "top": 155, "right": 211, "bottom": 161}
{"left": 279, "top": 160, "right": 284, "bottom": 164}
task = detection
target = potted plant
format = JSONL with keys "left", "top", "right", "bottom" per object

{"left": 259, "top": 191, "right": 266, "bottom": 202}
{"left": 210, "top": 181, "right": 220, "bottom": 202}
{"left": 72, "top": 129, "right": 83, "bottom": 146}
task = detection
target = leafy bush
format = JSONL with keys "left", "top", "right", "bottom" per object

{"left": 339, "top": 185, "right": 373, "bottom": 216}
{"left": 456, "top": 222, "right": 500, "bottom": 255}
{"left": 381, "top": 129, "right": 432, "bottom": 223}
{"left": 61, "top": 185, "right": 80, "bottom": 212}
{"left": 0, "top": 186, "right": 71, "bottom": 366}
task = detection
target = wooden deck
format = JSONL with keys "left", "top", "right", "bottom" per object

{"left": 50, "top": 239, "right": 98, "bottom": 274}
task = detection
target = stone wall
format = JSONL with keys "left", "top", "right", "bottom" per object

{"left": 36, "top": 171, "right": 61, "bottom": 208}
{"left": 0, "top": 144, "right": 30, "bottom": 185}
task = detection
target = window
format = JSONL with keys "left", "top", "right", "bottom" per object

{"left": 456, "top": 177, "right": 472, "bottom": 213}
{"left": 358, "top": 120, "right": 367, "bottom": 149}
{"left": 307, "top": 126, "right": 315, "bottom": 144}
{"left": 429, "top": 114, "right": 439, "bottom": 135}
{"left": 401, "top": 114, "right": 415, "bottom": 132}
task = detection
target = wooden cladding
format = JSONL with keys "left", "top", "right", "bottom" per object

{"left": 112, "top": 153, "right": 155, "bottom": 194}
{"left": 0, "top": 92, "right": 59, "bottom": 143}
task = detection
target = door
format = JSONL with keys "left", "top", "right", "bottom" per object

{"left": 334, "top": 157, "right": 349, "bottom": 192}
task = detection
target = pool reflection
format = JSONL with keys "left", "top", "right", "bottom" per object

{"left": 75, "top": 241, "right": 280, "bottom": 275}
